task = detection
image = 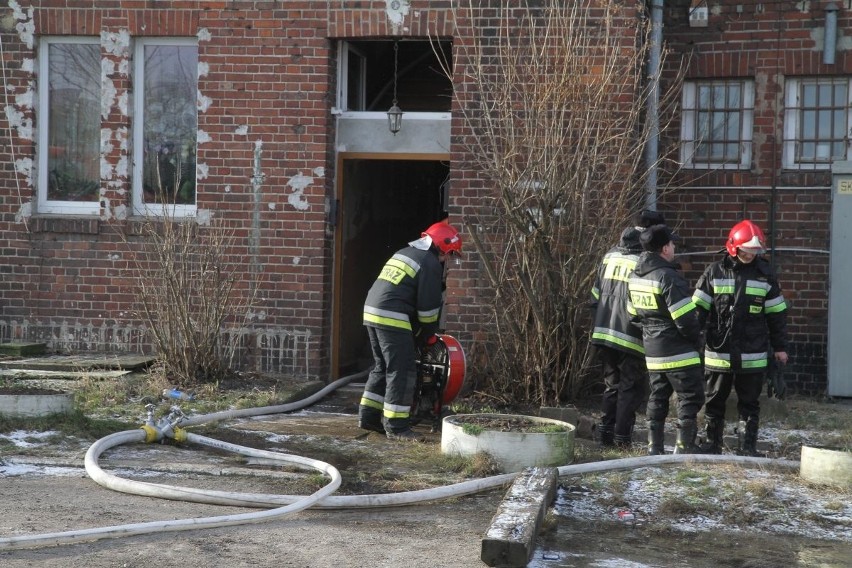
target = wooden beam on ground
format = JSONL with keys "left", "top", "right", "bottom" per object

{"left": 481, "top": 466, "right": 558, "bottom": 567}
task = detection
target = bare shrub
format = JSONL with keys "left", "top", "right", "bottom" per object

{"left": 444, "top": 1, "right": 681, "bottom": 405}
{"left": 125, "top": 214, "right": 258, "bottom": 386}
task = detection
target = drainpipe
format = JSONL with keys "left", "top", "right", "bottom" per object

{"left": 824, "top": 3, "right": 839, "bottom": 65}
{"left": 645, "top": 0, "right": 664, "bottom": 211}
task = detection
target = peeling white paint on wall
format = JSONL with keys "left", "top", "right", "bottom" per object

{"left": 197, "top": 28, "right": 212, "bottom": 42}
{"left": 313, "top": 167, "right": 325, "bottom": 177}
{"left": 286, "top": 173, "right": 312, "bottom": 211}
{"left": 385, "top": 0, "right": 411, "bottom": 31}
{"left": 14, "top": 157, "right": 32, "bottom": 185}
{"left": 115, "top": 155, "right": 129, "bottom": 179}
{"left": 116, "top": 126, "right": 129, "bottom": 150}
{"left": 5, "top": 105, "right": 32, "bottom": 140}
{"left": 10, "top": 1, "right": 34, "bottom": 49}
{"left": 268, "top": 202, "right": 276, "bottom": 210}
{"left": 196, "top": 209, "right": 212, "bottom": 226}
{"left": 100, "top": 157, "right": 114, "bottom": 182}
{"left": 14, "top": 88, "right": 32, "bottom": 108}
{"left": 15, "top": 201, "right": 31, "bottom": 222}
{"left": 113, "top": 203, "right": 128, "bottom": 220}
{"left": 102, "top": 29, "right": 130, "bottom": 56}
{"left": 197, "top": 162, "right": 209, "bottom": 180}
{"left": 225, "top": 185, "right": 232, "bottom": 193}
{"left": 20, "top": 58, "right": 33, "bottom": 73}
{"left": 100, "top": 128, "right": 114, "bottom": 155}
{"left": 292, "top": 257, "right": 301, "bottom": 265}
{"left": 236, "top": 125, "right": 249, "bottom": 136}
{"left": 198, "top": 61, "right": 209, "bottom": 78}
{"left": 197, "top": 130, "right": 211, "bottom": 145}
{"left": 117, "top": 91, "right": 129, "bottom": 115}
{"left": 100, "top": 59, "right": 117, "bottom": 119}
{"left": 197, "top": 92, "right": 212, "bottom": 113}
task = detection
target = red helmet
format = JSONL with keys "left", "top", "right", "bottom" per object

{"left": 422, "top": 222, "right": 463, "bottom": 256}
{"left": 726, "top": 220, "right": 766, "bottom": 256}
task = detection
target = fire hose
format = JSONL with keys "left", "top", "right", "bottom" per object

{"left": 0, "top": 337, "right": 799, "bottom": 551}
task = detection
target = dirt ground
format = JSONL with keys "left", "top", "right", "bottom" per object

{"left": 1, "top": 378, "right": 851, "bottom": 567}
{"left": 0, "top": 386, "right": 508, "bottom": 567}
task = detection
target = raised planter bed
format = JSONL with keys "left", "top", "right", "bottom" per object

{"left": 0, "top": 385, "right": 75, "bottom": 418}
{"left": 441, "top": 413, "right": 575, "bottom": 473}
{"left": 800, "top": 445, "right": 852, "bottom": 488}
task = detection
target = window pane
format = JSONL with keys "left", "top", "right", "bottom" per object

{"left": 697, "top": 111, "right": 710, "bottom": 139}
{"left": 726, "top": 112, "right": 740, "bottom": 139}
{"left": 142, "top": 44, "right": 197, "bottom": 205}
{"left": 835, "top": 83, "right": 847, "bottom": 104}
{"left": 833, "top": 109, "right": 846, "bottom": 135}
{"left": 711, "top": 112, "right": 725, "bottom": 140}
{"left": 802, "top": 84, "right": 816, "bottom": 107}
{"left": 802, "top": 110, "right": 816, "bottom": 138}
{"left": 47, "top": 42, "right": 100, "bottom": 202}
{"left": 818, "top": 110, "right": 831, "bottom": 138}
{"left": 727, "top": 84, "right": 741, "bottom": 107}
{"left": 818, "top": 84, "right": 833, "bottom": 106}
{"left": 832, "top": 141, "right": 846, "bottom": 158}
{"left": 801, "top": 141, "right": 815, "bottom": 159}
{"left": 698, "top": 85, "right": 711, "bottom": 109}
{"left": 725, "top": 143, "right": 738, "bottom": 160}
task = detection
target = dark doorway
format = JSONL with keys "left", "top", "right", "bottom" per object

{"left": 334, "top": 155, "right": 450, "bottom": 377}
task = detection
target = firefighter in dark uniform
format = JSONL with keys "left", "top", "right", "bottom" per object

{"left": 358, "top": 222, "right": 463, "bottom": 441}
{"left": 590, "top": 210, "right": 664, "bottom": 448}
{"left": 628, "top": 224, "right": 705, "bottom": 455}
{"left": 692, "top": 220, "right": 788, "bottom": 456}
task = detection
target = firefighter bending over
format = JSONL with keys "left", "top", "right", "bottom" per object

{"left": 358, "top": 222, "right": 463, "bottom": 441}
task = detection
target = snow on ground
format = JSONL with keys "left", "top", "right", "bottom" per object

{"left": 554, "top": 464, "right": 852, "bottom": 542}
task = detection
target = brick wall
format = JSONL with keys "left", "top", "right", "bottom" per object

{"left": 660, "top": 1, "right": 845, "bottom": 395}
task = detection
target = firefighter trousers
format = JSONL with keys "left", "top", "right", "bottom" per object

{"left": 598, "top": 347, "right": 648, "bottom": 438}
{"left": 359, "top": 326, "right": 418, "bottom": 434}
{"left": 645, "top": 367, "right": 705, "bottom": 423}
{"left": 703, "top": 371, "right": 763, "bottom": 422}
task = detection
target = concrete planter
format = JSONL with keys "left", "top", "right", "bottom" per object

{"left": 0, "top": 390, "right": 75, "bottom": 417}
{"left": 800, "top": 445, "right": 852, "bottom": 488}
{"left": 441, "top": 413, "right": 575, "bottom": 473}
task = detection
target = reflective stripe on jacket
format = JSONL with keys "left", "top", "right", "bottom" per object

{"left": 628, "top": 252, "right": 702, "bottom": 371}
{"left": 590, "top": 233, "right": 644, "bottom": 356}
{"left": 692, "top": 254, "right": 788, "bottom": 373}
{"left": 363, "top": 245, "right": 444, "bottom": 338}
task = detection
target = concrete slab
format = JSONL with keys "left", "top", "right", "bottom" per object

{"left": 0, "top": 353, "right": 156, "bottom": 372}
{"left": 481, "top": 466, "right": 558, "bottom": 567}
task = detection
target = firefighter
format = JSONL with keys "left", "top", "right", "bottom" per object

{"left": 628, "top": 224, "right": 705, "bottom": 455}
{"left": 590, "top": 210, "right": 665, "bottom": 448}
{"left": 358, "top": 222, "right": 463, "bottom": 441}
{"left": 692, "top": 220, "right": 788, "bottom": 456}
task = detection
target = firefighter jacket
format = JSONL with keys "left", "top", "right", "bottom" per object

{"left": 628, "top": 252, "right": 702, "bottom": 372}
{"left": 590, "top": 227, "right": 644, "bottom": 357}
{"left": 692, "top": 254, "right": 788, "bottom": 374}
{"left": 363, "top": 245, "right": 444, "bottom": 341}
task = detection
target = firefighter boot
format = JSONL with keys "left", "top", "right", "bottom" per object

{"left": 598, "top": 424, "right": 615, "bottom": 448}
{"left": 647, "top": 420, "right": 665, "bottom": 455}
{"left": 698, "top": 418, "right": 725, "bottom": 454}
{"left": 614, "top": 433, "right": 633, "bottom": 450}
{"left": 674, "top": 419, "right": 699, "bottom": 454}
{"left": 737, "top": 417, "right": 764, "bottom": 457}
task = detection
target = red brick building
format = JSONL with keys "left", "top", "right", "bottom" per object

{"left": 659, "top": 0, "right": 851, "bottom": 395}
{"left": 0, "top": 1, "right": 844, "bottom": 396}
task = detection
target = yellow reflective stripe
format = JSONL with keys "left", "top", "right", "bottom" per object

{"left": 388, "top": 256, "right": 419, "bottom": 277}
{"left": 418, "top": 306, "right": 441, "bottom": 324}
{"left": 765, "top": 297, "right": 787, "bottom": 314}
{"left": 360, "top": 397, "right": 383, "bottom": 411}
{"left": 742, "top": 359, "right": 768, "bottom": 369}
{"left": 646, "top": 353, "right": 701, "bottom": 370}
{"left": 692, "top": 289, "right": 712, "bottom": 310}
{"left": 592, "top": 329, "right": 645, "bottom": 355}
{"left": 591, "top": 287, "right": 600, "bottom": 300}
{"left": 749, "top": 305, "right": 763, "bottom": 314}
{"left": 363, "top": 312, "right": 412, "bottom": 330}
{"left": 383, "top": 402, "right": 411, "bottom": 420}
{"left": 705, "top": 355, "right": 731, "bottom": 369}
{"left": 711, "top": 278, "right": 734, "bottom": 295}
{"left": 671, "top": 299, "right": 696, "bottom": 320}
{"left": 602, "top": 255, "right": 637, "bottom": 282}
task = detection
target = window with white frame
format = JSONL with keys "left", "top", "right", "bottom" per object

{"left": 783, "top": 77, "right": 851, "bottom": 170}
{"left": 680, "top": 79, "right": 754, "bottom": 170}
{"left": 37, "top": 37, "right": 101, "bottom": 215}
{"left": 132, "top": 38, "right": 198, "bottom": 216}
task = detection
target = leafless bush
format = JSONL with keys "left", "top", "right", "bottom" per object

{"left": 444, "top": 0, "right": 680, "bottom": 406}
{"left": 125, "top": 213, "right": 258, "bottom": 386}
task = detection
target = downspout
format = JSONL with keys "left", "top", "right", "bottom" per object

{"left": 645, "top": 0, "right": 664, "bottom": 211}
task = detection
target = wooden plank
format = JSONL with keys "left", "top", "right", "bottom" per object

{"left": 481, "top": 466, "right": 558, "bottom": 567}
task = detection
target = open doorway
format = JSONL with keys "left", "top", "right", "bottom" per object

{"left": 334, "top": 155, "right": 450, "bottom": 377}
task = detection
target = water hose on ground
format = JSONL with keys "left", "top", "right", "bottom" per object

{"left": 0, "top": 368, "right": 800, "bottom": 550}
